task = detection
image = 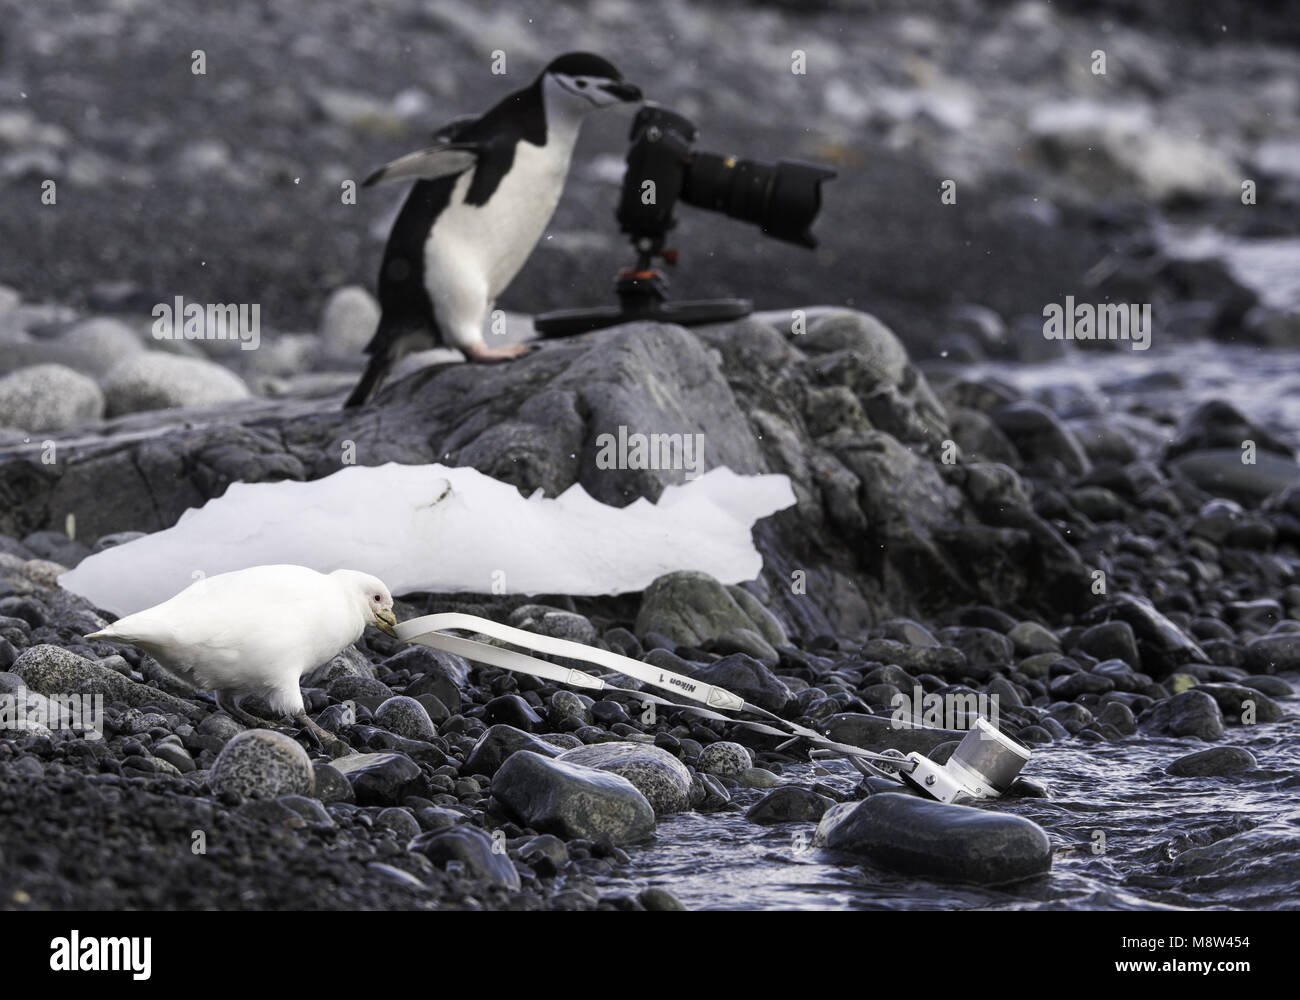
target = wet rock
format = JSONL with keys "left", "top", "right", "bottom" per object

{"left": 814, "top": 792, "right": 1051, "bottom": 885}
{"left": 1139, "top": 690, "right": 1224, "bottom": 741}
{"left": 1167, "top": 746, "right": 1257, "bottom": 777}
{"left": 409, "top": 825, "right": 521, "bottom": 889}
{"left": 373, "top": 807, "right": 421, "bottom": 840}
{"left": 325, "top": 674, "right": 393, "bottom": 702}
{"left": 491, "top": 751, "right": 656, "bottom": 845}
{"left": 825, "top": 713, "right": 966, "bottom": 754}
{"left": 696, "top": 740, "right": 753, "bottom": 777}
{"left": 746, "top": 785, "right": 834, "bottom": 825}
{"left": 689, "top": 653, "right": 793, "bottom": 714}
{"left": 12, "top": 643, "right": 191, "bottom": 713}
{"left": 1050, "top": 670, "right": 1116, "bottom": 700}
{"left": 634, "top": 571, "right": 787, "bottom": 649}
{"left": 1105, "top": 594, "right": 1208, "bottom": 677}
{"left": 859, "top": 639, "right": 966, "bottom": 678}
{"left": 373, "top": 696, "right": 436, "bottom": 740}
{"left": 990, "top": 400, "right": 1090, "bottom": 475}
{"left": 1243, "top": 633, "right": 1300, "bottom": 674}
{"left": 0, "top": 364, "right": 105, "bottom": 431}
{"left": 329, "top": 751, "right": 424, "bottom": 806}
{"left": 1008, "top": 621, "right": 1060, "bottom": 656}
{"left": 1168, "top": 449, "right": 1300, "bottom": 505}
{"left": 548, "top": 690, "right": 590, "bottom": 724}
{"left": 150, "top": 742, "right": 195, "bottom": 773}
{"left": 638, "top": 887, "right": 686, "bottom": 911}
{"left": 462, "top": 724, "right": 563, "bottom": 778}
{"left": 1238, "top": 675, "right": 1293, "bottom": 698}
{"left": 311, "top": 762, "right": 355, "bottom": 804}
{"left": 1194, "top": 683, "right": 1284, "bottom": 723}
{"left": 1077, "top": 621, "right": 1141, "bottom": 667}
{"left": 558, "top": 741, "right": 692, "bottom": 814}
{"left": 691, "top": 772, "right": 731, "bottom": 810}
{"left": 1166, "top": 399, "right": 1294, "bottom": 463}
{"left": 707, "top": 627, "right": 780, "bottom": 668}
{"left": 483, "top": 693, "right": 543, "bottom": 731}
{"left": 507, "top": 604, "right": 597, "bottom": 646}
{"left": 209, "top": 729, "right": 315, "bottom": 801}
{"left": 1096, "top": 701, "right": 1138, "bottom": 735}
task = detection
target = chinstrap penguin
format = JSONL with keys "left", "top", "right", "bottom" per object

{"left": 343, "top": 52, "right": 642, "bottom": 408}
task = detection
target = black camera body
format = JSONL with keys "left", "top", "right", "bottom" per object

{"left": 534, "top": 103, "right": 835, "bottom": 337}
{"left": 618, "top": 104, "right": 834, "bottom": 252}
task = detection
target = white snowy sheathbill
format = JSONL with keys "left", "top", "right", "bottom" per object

{"left": 343, "top": 52, "right": 642, "bottom": 407}
{"left": 84, "top": 565, "right": 397, "bottom": 748}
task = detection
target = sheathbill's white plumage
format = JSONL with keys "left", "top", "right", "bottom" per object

{"left": 85, "top": 564, "right": 396, "bottom": 748}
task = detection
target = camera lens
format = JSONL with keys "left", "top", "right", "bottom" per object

{"left": 681, "top": 154, "right": 835, "bottom": 248}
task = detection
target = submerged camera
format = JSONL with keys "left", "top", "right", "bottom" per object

{"left": 535, "top": 103, "right": 835, "bottom": 336}
{"left": 899, "top": 718, "right": 1032, "bottom": 803}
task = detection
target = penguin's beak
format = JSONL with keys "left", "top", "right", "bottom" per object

{"left": 601, "top": 80, "right": 642, "bottom": 103}
{"left": 375, "top": 609, "right": 398, "bottom": 637}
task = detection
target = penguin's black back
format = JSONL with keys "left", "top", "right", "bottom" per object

{"left": 364, "top": 83, "right": 550, "bottom": 354}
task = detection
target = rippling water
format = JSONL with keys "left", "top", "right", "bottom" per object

{"left": 613, "top": 332, "right": 1300, "bottom": 908}
{"left": 973, "top": 339, "right": 1300, "bottom": 447}
{"left": 609, "top": 684, "right": 1298, "bottom": 910}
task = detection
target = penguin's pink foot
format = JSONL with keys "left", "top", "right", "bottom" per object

{"left": 465, "top": 342, "right": 534, "bottom": 362}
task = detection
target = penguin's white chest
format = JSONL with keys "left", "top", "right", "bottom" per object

{"left": 427, "top": 137, "right": 574, "bottom": 300}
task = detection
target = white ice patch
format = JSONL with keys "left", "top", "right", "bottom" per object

{"left": 60, "top": 463, "right": 796, "bottom": 616}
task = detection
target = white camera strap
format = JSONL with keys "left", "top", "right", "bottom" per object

{"left": 395, "top": 612, "right": 916, "bottom": 775}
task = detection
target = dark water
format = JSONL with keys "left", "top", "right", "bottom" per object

{"left": 607, "top": 682, "right": 1298, "bottom": 909}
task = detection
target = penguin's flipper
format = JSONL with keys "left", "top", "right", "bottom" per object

{"left": 362, "top": 144, "right": 480, "bottom": 187}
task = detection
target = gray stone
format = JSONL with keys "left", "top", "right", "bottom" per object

{"left": 814, "top": 792, "right": 1052, "bottom": 885}
{"left": 209, "top": 729, "right": 315, "bottom": 801}
{"left": 1139, "top": 690, "right": 1225, "bottom": 741}
{"left": 1167, "top": 746, "right": 1257, "bottom": 777}
{"left": 329, "top": 751, "right": 423, "bottom": 805}
{"left": 824, "top": 713, "right": 967, "bottom": 754}
{"left": 696, "top": 740, "right": 752, "bottom": 777}
{"left": 634, "top": 571, "right": 787, "bottom": 648}
{"left": 1008, "top": 621, "right": 1059, "bottom": 656}
{"left": 103, "top": 352, "right": 250, "bottom": 416}
{"left": 311, "top": 762, "right": 355, "bottom": 804}
{"left": 374, "top": 695, "right": 437, "bottom": 740}
{"left": 409, "top": 825, "right": 521, "bottom": 889}
{"left": 746, "top": 785, "right": 834, "bottom": 825}
{"left": 690, "top": 653, "right": 793, "bottom": 714}
{"left": 491, "top": 750, "right": 656, "bottom": 845}
{"left": 319, "top": 285, "right": 381, "bottom": 356}
{"left": 57, "top": 317, "right": 145, "bottom": 373}
{"left": 150, "top": 742, "right": 196, "bottom": 773}
{"left": 13, "top": 643, "right": 192, "bottom": 713}
{"left": 507, "top": 604, "right": 598, "bottom": 646}
{"left": 0, "top": 364, "right": 104, "bottom": 431}
{"left": 462, "top": 724, "right": 563, "bottom": 778}
{"left": 1243, "top": 633, "right": 1300, "bottom": 674}
{"left": 558, "top": 741, "right": 692, "bottom": 814}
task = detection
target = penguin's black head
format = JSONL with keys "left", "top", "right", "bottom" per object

{"left": 541, "top": 52, "right": 642, "bottom": 108}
